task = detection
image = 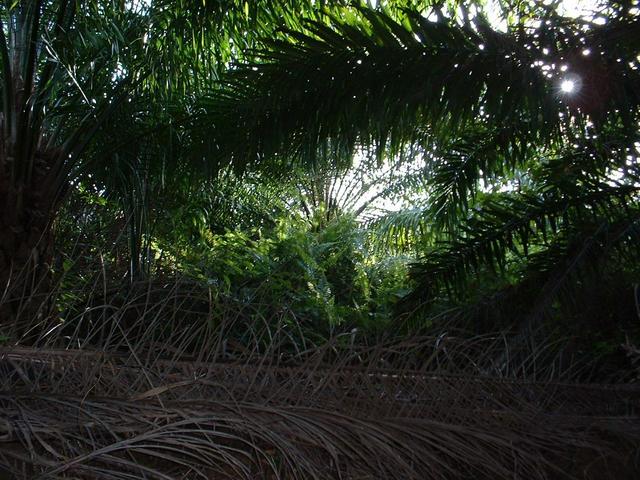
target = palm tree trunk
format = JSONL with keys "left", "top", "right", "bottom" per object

{"left": 0, "top": 150, "right": 60, "bottom": 336}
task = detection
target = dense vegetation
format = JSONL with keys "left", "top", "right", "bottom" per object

{"left": 1, "top": 0, "right": 639, "bottom": 478}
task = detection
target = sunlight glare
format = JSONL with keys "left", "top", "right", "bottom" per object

{"left": 560, "top": 79, "right": 576, "bottom": 93}
{"left": 556, "top": 0, "right": 602, "bottom": 19}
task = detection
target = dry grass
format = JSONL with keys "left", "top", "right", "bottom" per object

{"left": 1, "top": 392, "right": 637, "bottom": 479}
{"left": 1, "top": 275, "right": 639, "bottom": 478}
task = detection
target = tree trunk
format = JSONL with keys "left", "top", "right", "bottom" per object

{"left": 0, "top": 150, "right": 61, "bottom": 340}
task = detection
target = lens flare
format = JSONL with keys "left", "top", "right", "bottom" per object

{"left": 561, "top": 79, "right": 576, "bottom": 93}
{"left": 559, "top": 74, "right": 582, "bottom": 95}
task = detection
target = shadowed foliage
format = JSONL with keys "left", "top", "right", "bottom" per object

{"left": 1, "top": 1, "right": 640, "bottom": 478}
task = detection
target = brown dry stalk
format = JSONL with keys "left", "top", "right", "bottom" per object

{"left": 1, "top": 276, "right": 638, "bottom": 478}
{"left": 1, "top": 346, "right": 639, "bottom": 479}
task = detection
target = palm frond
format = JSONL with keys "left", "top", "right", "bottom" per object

{"left": 193, "top": 4, "right": 640, "bottom": 173}
{"left": 409, "top": 182, "right": 639, "bottom": 298}
{"left": 367, "top": 204, "right": 432, "bottom": 252}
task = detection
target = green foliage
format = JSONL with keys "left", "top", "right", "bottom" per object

{"left": 363, "top": 255, "right": 414, "bottom": 329}
{"left": 194, "top": 2, "right": 639, "bottom": 173}
{"left": 7, "top": 0, "right": 640, "bottom": 375}
{"left": 144, "top": 213, "right": 410, "bottom": 335}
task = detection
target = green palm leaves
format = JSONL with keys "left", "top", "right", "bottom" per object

{"left": 196, "top": 4, "right": 637, "bottom": 169}
{"left": 198, "top": 2, "right": 640, "bottom": 315}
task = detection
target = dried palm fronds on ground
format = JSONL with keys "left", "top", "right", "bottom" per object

{"left": 1, "top": 278, "right": 639, "bottom": 478}
{"left": 1, "top": 277, "right": 606, "bottom": 380}
{"left": 1, "top": 392, "right": 637, "bottom": 480}
{"left": 1, "top": 345, "right": 639, "bottom": 479}
{"left": 1, "top": 347, "right": 639, "bottom": 417}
